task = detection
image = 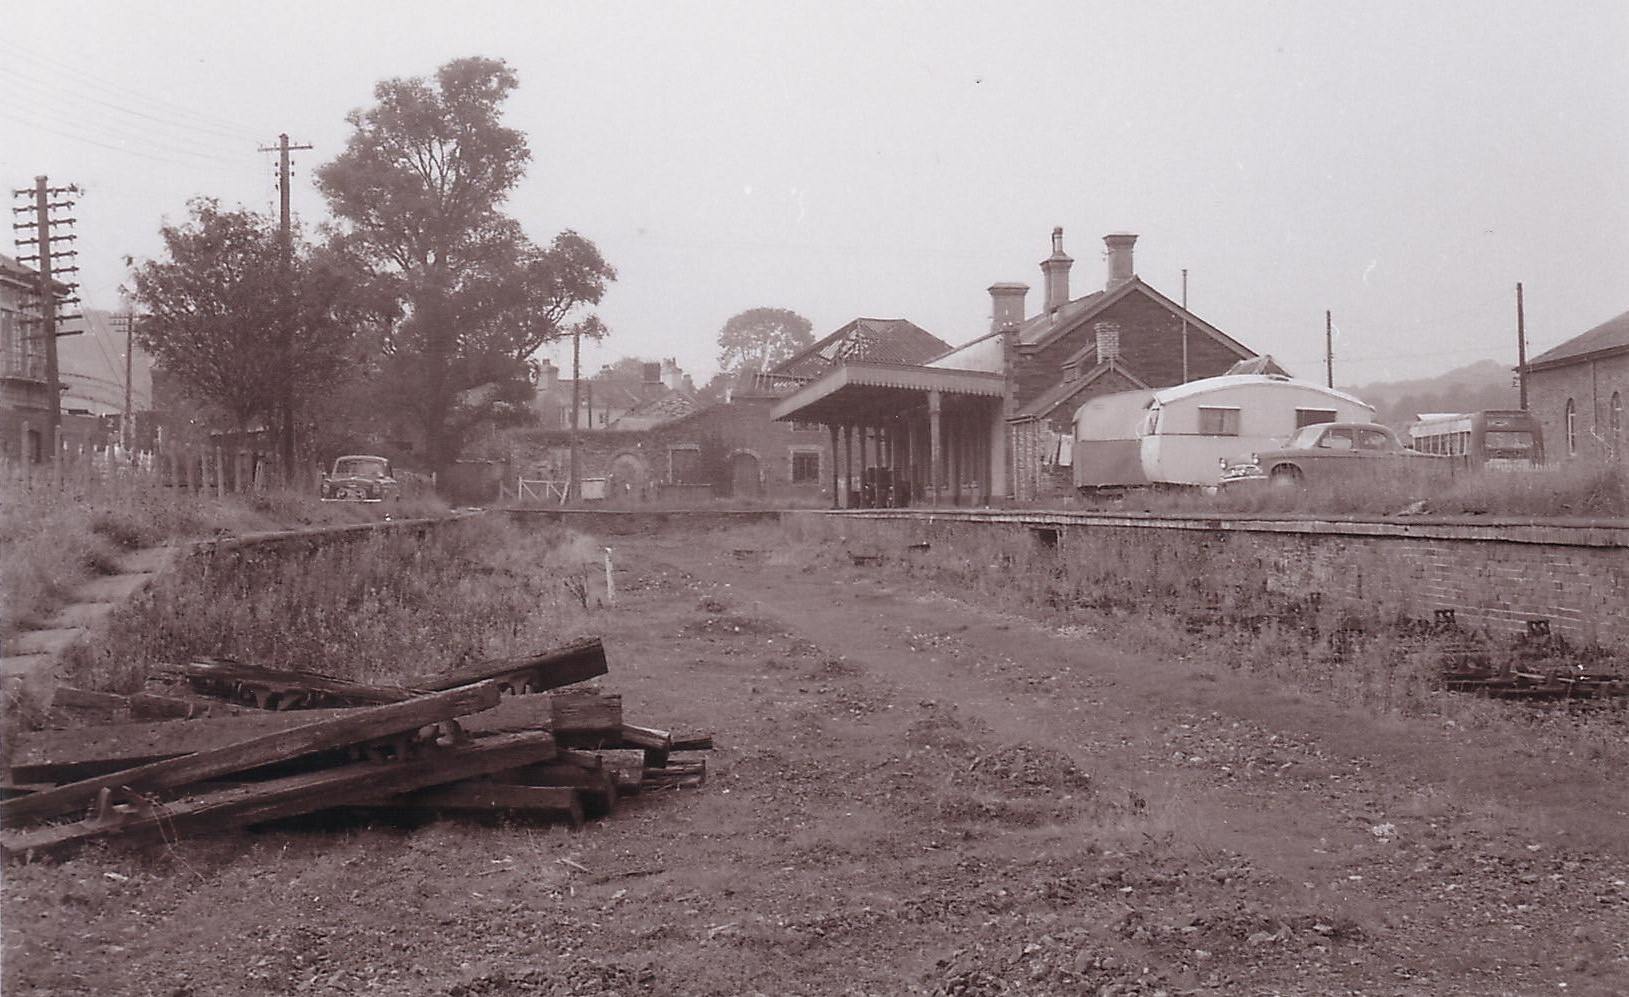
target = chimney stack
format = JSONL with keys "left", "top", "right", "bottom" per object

{"left": 537, "top": 357, "right": 559, "bottom": 390}
{"left": 1040, "top": 226, "right": 1073, "bottom": 313}
{"left": 988, "top": 282, "right": 1029, "bottom": 333}
{"left": 1103, "top": 232, "right": 1138, "bottom": 290}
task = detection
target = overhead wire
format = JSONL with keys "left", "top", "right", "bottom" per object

{"left": 0, "top": 67, "right": 251, "bottom": 166}
{"left": 0, "top": 108, "right": 250, "bottom": 175}
{"left": 3, "top": 46, "right": 262, "bottom": 142}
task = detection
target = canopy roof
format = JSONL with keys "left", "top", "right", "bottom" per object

{"left": 771, "top": 360, "right": 1004, "bottom": 425}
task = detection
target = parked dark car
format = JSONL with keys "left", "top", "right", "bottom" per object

{"left": 321, "top": 454, "right": 401, "bottom": 502}
{"left": 1220, "top": 422, "right": 1448, "bottom": 486}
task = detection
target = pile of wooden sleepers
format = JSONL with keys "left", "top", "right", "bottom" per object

{"left": 0, "top": 638, "right": 710, "bottom": 861}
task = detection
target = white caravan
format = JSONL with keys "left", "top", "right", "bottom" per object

{"left": 1072, "top": 373, "right": 1376, "bottom": 489}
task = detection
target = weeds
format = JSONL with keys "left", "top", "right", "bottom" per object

{"left": 59, "top": 516, "right": 598, "bottom": 694}
{"left": 0, "top": 475, "right": 448, "bottom": 641}
{"left": 1107, "top": 462, "right": 1629, "bottom": 519}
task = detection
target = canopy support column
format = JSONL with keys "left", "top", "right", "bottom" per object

{"left": 828, "top": 423, "right": 840, "bottom": 509}
{"left": 928, "top": 390, "right": 942, "bottom": 507}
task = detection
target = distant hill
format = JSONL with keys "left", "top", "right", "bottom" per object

{"left": 1340, "top": 359, "right": 1519, "bottom": 432}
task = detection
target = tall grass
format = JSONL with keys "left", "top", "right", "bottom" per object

{"left": 1109, "top": 462, "right": 1629, "bottom": 519}
{"left": 59, "top": 516, "right": 603, "bottom": 694}
{"left": 0, "top": 475, "right": 449, "bottom": 641}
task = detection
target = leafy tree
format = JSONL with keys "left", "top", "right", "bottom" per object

{"left": 129, "top": 199, "right": 357, "bottom": 473}
{"left": 717, "top": 307, "right": 814, "bottom": 376}
{"left": 315, "top": 56, "right": 614, "bottom": 468}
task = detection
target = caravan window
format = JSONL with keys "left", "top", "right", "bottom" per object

{"left": 1296, "top": 408, "right": 1338, "bottom": 429}
{"left": 1197, "top": 406, "right": 1241, "bottom": 436}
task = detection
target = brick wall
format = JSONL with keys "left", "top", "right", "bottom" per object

{"left": 1526, "top": 352, "right": 1629, "bottom": 463}
{"left": 496, "top": 392, "right": 832, "bottom": 500}
{"left": 1012, "top": 289, "right": 1245, "bottom": 411}
{"left": 816, "top": 510, "right": 1629, "bottom": 650}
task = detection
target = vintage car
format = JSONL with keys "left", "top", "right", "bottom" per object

{"left": 320, "top": 454, "right": 401, "bottom": 502}
{"left": 1220, "top": 422, "right": 1447, "bottom": 486}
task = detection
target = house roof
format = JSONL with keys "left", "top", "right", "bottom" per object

{"left": 611, "top": 389, "right": 699, "bottom": 427}
{"left": 1527, "top": 308, "right": 1629, "bottom": 370}
{"left": 1014, "top": 277, "right": 1257, "bottom": 363}
{"left": 1012, "top": 360, "right": 1150, "bottom": 421}
{"left": 770, "top": 318, "right": 950, "bottom": 381}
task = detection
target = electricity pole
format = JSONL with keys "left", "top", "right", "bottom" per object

{"left": 258, "top": 133, "right": 312, "bottom": 480}
{"left": 1324, "top": 310, "right": 1334, "bottom": 388}
{"left": 12, "top": 176, "right": 82, "bottom": 457}
{"left": 1180, "top": 268, "right": 1189, "bottom": 383}
{"left": 567, "top": 327, "right": 581, "bottom": 505}
{"left": 113, "top": 307, "right": 136, "bottom": 454}
{"left": 1515, "top": 282, "right": 1528, "bottom": 410}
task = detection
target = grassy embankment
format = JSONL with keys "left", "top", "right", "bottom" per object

{"left": 56, "top": 515, "right": 607, "bottom": 695}
{"left": 0, "top": 474, "right": 448, "bottom": 644}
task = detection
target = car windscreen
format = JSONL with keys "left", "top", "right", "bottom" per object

{"left": 334, "top": 459, "right": 387, "bottom": 478}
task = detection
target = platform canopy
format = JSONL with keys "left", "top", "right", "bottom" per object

{"left": 770, "top": 360, "right": 1005, "bottom": 425}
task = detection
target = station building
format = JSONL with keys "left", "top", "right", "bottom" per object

{"left": 771, "top": 229, "right": 1273, "bottom": 505}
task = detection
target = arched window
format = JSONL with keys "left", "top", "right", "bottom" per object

{"left": 1565, "top": 398, "right": 1578, "bottom": 456}
{"left": 1612, "top": 391, "right": 1623, "bottom": 459}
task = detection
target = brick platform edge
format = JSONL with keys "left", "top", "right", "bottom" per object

{"left": 0, "top": 513, "right": 479, "bottom": 716}
{"left": 794, "top": 509, "right": 1629, "bottom": 651}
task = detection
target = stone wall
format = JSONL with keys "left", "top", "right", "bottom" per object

{"left": 801, "top": 509, "right": 1629, "bottom": 650}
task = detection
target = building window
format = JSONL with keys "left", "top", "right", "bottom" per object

{"left": 790, "top": 450, "right": 820, "bottom": 483}
{"left": 1565, "top": 398, "right": 1577, "bottom": 456}
{"left": 1197, "top": 406, "right": 1241, "bottom": 436}
{"left": 668, "top": 446, "right": 702, "bottom": 484}
{"left": 791, "top": 421, "right": 822, "bottom": 433}
{"left": 1295, "top": 408, "right": 1337, "bottom": 430}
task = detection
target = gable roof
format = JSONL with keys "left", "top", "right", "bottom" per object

{"left": 770, "top": 318, "right": 950, "bottom": 382}
{"left": 610, "top": 388, "right": 699, "bottom": 427}
{"left": 1015, "top": 277, "right": 1256, "bottom": 362}
{"left": 1011, "top": 359, "right": 1150, "bottom": 421}
{"left": 1527, "top": 308, "right": 1629, "bottom": 370}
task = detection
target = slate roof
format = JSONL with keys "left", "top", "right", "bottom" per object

{"left": 1527, "top": 308, "right": 1629, "bottom": 370}
{"left": 1012, "top": 360, "right": 1150, "bottom": 420}
{"left": 770, "top": 318, "right": 950, "bottom": 382}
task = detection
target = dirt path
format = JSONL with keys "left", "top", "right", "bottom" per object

{"left": 4, "top": 524, "right": 1627, "bottom": 996}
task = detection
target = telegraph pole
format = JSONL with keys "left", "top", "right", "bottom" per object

{"left": 258, "top": 133, "right": 312, "bottom": 480}
{"left": 1180, "top": 268, "right": 1190, "bottom": 382}
{"left": 116, "top": 306, "right": 135, "bottom": 454}
{"left": 12, "top": 176, "right": 82, "bottom": 456}
{"left": 1515, "top": 282, "right": 1528, "bottom": 410}
{"left": 1324, "top": 310, "right": 1334, "bottom": 388}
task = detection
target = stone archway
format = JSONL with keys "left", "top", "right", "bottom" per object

{"left": 607, "top": 452, "right": 650, "bottom": 503}
{"left": 723, "top": 449, "right": 762, "bottom": 498}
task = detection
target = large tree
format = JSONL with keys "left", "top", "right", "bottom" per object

{"left": 316, "top": 56, "right": 614, "bottom": 468}
{"left": 717, "top": 307, "right": 814, "bottom": 376}
{"left": 129, "top": 199, "right": 357, "bottom": 471}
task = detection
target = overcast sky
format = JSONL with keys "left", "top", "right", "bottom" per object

{"left": 6, "top": 1, "right": 1626, "bottom": 387}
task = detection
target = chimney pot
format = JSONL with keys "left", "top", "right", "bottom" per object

{"left": 1103, "top": 232, "right": 1138, "bottom": 290}
{"left": 1040, "top": 227, "right": 1074, "bottom": 313}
